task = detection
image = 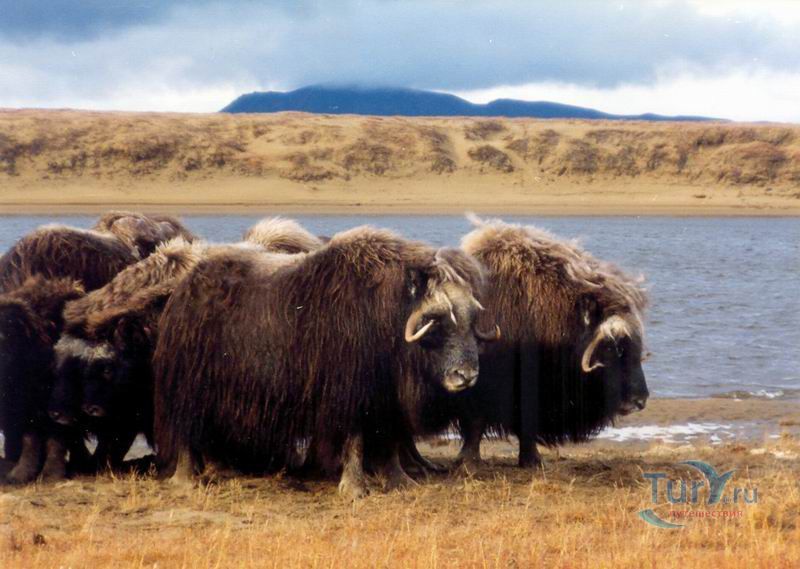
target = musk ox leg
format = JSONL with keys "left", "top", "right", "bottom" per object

{"left": 399, "top": 438, "right": 447, "bottom": 475}
{"left": 168, "top": 447, "right": 198, "bottom": 487}
{"left": 6, "top": 433, "right": 44, "bottom": 484}
{"left": 2, "top": 431, "right": 23, "bottom": 464}
{"left": 382, "top": 445, "right": 418, "bottom": 492}
{"left": 40, "top": 437, "right": 68, "bottom": 481}
{"left": 338, "top": 434, "right": 368, "bottom": 500}
{"left": 456, "top": 417, "right": 486, "bottom": 468}
{"left": 517, "top": 435, "right": 543, "bottom": 469}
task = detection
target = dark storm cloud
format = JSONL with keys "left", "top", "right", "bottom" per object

{"left": 0, "top": 1, "right": 798, "bottom": 109}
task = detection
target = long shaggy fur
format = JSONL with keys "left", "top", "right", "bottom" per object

{"left": 457, "top": 216, "right": 648, "bottom": 447}
{"left": 243, "top": 217, "right": 323, "bottom": 254}
{"left": 0, "top": 225, "right": 137, "bottom": 295}
{"left": 93, "top": 211, "right": 197, "bottom": 258}
{"left": 153, "top": 227, "right": 484, "bottom": 475}
{"left": 62, "top": 237, "right": 207, "bottom": 340}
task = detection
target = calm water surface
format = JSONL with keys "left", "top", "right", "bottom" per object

{"left": 1, "top": 214, "right": 798, "bottom": 400}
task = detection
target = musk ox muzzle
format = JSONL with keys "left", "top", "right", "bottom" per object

{"left": 443, "top": 365, "right": 479, "bottom": 392}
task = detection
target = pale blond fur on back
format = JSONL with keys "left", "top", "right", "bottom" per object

{"left": 243, "top": 217, "right": 323, "bottom": 254}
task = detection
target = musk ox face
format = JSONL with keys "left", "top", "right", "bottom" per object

{"left": 581, "top": 314, "right": 649, "bottom": 416}
{"left": 52, "top": 336, "right": 117, "bottom": 423}
{"left": 53, "top": 316, "right": 151, "bottom": 425}
{"left": 404, "top": 280, "right": 499, "bottom": 393}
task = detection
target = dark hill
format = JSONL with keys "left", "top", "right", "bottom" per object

{"left": 221, "top": 85, "right": 718, "bottom": 121}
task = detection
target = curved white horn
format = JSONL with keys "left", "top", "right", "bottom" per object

{"left": 405, "top": 318, "right": 435, "bottom": 343}
{"left": 581, "top": 331, "right": 606, "bottom": 373}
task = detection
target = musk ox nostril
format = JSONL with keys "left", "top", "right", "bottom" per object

{"left": 49, "top": 411, "right": 61, "bottom": 421}
{"left": 634, "top": 398, "right": 647, "bottom": 411}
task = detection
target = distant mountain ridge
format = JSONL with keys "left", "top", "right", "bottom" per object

{"left": 221, "top": 85, "right": 718, "bottom": 122}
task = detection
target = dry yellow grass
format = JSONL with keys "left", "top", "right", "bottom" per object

{"left": 1, "top": 435, "right": 798, "bottom": 569}
{"left": 1, "top": 109, "right": 799, "bottom": 215}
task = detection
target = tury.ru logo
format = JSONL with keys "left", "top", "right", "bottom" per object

{"left": 638, "top": 460, "right": 758, "bottom": 529}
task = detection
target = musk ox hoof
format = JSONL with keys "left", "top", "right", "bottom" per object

{"left": 454, "top": 453, "right": 483, "bottom": 473}
{"left": 6, "top": 463, "right": 40, "bottom": 485}
{"left": 338, "top": 477, "right": 369, "bottom": 501}
{"left": 517, "top": 454, "right": 543, "bottom": 469}
{"left": 385, "top": 470, "right": 418, "bottom": 492}
{"left": 40, "top": 463, "right": 67, "bottom": 482}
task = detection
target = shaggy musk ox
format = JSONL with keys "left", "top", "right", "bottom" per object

{"left": 46, "top": 217, "right": 322, "bottom": 474}
{"left": 0, "top": 225, "right": 137, "bottom": 295}
{"left": 0, "top": 277, "right": 90, "bottom": 482}
{"left": 454, "top": 217, "right": 650, "bottom": 468}
{"left": 92, "top": 211, "right": 197, "bottom": 258}
{"left": 153, "top": 227, "right": 492, "bottom": 498}
{"left": 0, "top": 215, "right": 192, "bottom": 482}
{"left": 48, "top": 238, "right": 208, "bottom": 472}
{"left": 0, "top": 225, "right": 137, "bottom": 481}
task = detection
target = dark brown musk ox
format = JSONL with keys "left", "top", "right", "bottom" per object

{"left": 0, "top": 225, "right": 137, "bottom": 482}
{"left": 0, "top": 214, "right": 193, "bottom": 482}
{"left": 0, "top": 277, "right": 91, "bottom": 483}
{"left": 46, "top": 217, "right": 323, "bottom": 476}
{"left": 452, "top": 216, "right": 650, "bottom": 468}
{"left": 153, "top": 226, "right": 493, "bottom": 499}
{"left": 47, "top": 237, "right": 208, "bottom": 474}
{"left": 92, "top": 211, "right": 197, "bottom": 259}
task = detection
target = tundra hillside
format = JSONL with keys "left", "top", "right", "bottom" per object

{"left": 1, "top": 110, "right": 799, "bottom": 214}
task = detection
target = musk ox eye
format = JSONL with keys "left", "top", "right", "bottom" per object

{"left": 102, "top": 367, "right": 114, "bottom": 380}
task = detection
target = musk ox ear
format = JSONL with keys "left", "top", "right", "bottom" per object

{"left": 405, "top": 268, "right": 428, "bottom": 300}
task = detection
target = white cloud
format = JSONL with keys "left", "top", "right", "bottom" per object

{"left": 455, "top": 68, "right": 800, "bottom": 123}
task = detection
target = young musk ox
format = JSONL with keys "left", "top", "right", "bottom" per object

{"left": 153, "top": 227, "right": 491, "bottom": 499}
{"left": 453, "top": 216, "right": 650, "bottom": 468}
{"left": 0, "top": 277, "right": 91, "bottom": 482}
{"left": 47, "top": 218, "right": 322, "bottom": 475}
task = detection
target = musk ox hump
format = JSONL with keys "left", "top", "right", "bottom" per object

{"left": 243, "top": 217, "right": 323, "bottom": 254}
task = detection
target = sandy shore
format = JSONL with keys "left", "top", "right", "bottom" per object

{"left": 2, "top": 110, "right": 799, "bottom": 216}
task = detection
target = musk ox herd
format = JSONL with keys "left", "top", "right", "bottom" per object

{"left": 0, "top": 211, "right": 649, "bottom": 499}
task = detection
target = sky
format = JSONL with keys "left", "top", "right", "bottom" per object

{"left": 1, "top": 1, "right": 799, "bottom": 121}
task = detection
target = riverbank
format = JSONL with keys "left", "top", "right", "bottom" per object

{"left": 2, "top": 110, "right": 799, "bottom": 216}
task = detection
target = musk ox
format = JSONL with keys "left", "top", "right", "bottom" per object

{"left": 0, "top": 225, "right": 138, "bottom": 479}
{"left": 0, "top": 225, "right": 137, "bottom": 295}
{"left": 92, "top": 211, "right": 196, "bottom": 258}
{"left": 46, "top": 217, "right": 321, "bottom": 475}
{"left": 48, "top": 238, "right": 208, "bottom": 473}
{"left": 453, "top": 217, "right": 649, "bottom": 468}
{"left": 0, "top": 277, "right": 91, "bottom": 482}
{"left": 153, "top": 227, "right": 490, "bottom": 498}
{"left": 0, "top": 215, "right": 193, "bottom": 481}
